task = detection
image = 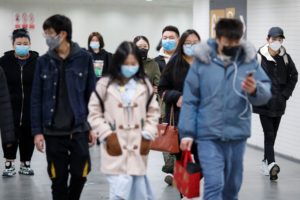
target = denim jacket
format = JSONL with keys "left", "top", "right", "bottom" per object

{"left": 31, "top": 42, "right": 96, "bottom": 136}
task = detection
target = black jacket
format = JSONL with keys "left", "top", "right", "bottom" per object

{"left": 0, "top": 50, "right": 39, "bottom": 127}
{"left": 154, "top": 55, "right": 167, "bottom": 72}
{"left": 89, "top": 49, "right": 112, "bottom": 77}
{"left": 0, "top": 67, "right": 15, "bottom": 144}
{"left": 253, "top": 45, "right": 298, "bottom": 117}
{"left": 158, "top": 55, "right": 190, "bottom": 125}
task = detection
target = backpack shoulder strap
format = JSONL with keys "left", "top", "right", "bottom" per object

{"left": 94, "top": 89, "right": 105, "bottom": 113}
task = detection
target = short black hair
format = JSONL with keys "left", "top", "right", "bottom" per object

{"left": 215, "top": 18, "right": 243, "bottom": 40}
{"left": 133, "top": 35, "right": 150, "bottom": 48}
{"left": 162, "top": 25, "right": 180, "bottom": 37}
{"left": 12, "top": 28, "right": 30, "bottom": 43}
{"left": 43, "top": 14, "right": 72, "bottom": 42}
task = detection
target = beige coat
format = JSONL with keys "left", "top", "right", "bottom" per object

{"left": 88, "top": 77, "right": 160, "bottom": 175}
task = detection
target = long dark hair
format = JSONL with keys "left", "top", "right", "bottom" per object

{"left": 163, "top": 29, "right": 201, "bottom": 82}
{"left": 108, "top": 41, "right": 146, "bottom": 84}
{"left": 133, "top": 35, "right": 150, "bottom": 48}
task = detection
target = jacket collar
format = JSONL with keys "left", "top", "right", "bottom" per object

{"left": 106, "top": 79, "right": 149, "bottom": 106}
{"left": 193, "top": 39, "right": 257, "bottom": 65}
{"left": 259, "top": 44, "right": 286, "bottom": 63}
{"left": 47, "top": 42, "right": 81, "bottom": 61}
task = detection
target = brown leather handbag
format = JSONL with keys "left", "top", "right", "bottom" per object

{"left": 150, "top": 102, "right": 180, "bottom": 154}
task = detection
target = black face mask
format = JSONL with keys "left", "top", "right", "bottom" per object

{"left": 222, "top": 46, "right": 240, "bottom": 57}
{"left": 139, "top": 48, "right": 149, "bottom": 60}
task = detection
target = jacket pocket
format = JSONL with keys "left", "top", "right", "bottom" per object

{"left": 140, "top": 137, "right": 151, "bottom": 155}
{"left": 106, "top": 133, "right": 122, "bottom": 156}
{"left": 71, "top": 70, "right": 88, "bottom": 92}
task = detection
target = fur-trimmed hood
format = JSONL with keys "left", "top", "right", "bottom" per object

{"left": 193, "top": 39, "right": 257, "bottom": 64}
{"left": 258, "top": 43, "right": 287, "bottom": 62}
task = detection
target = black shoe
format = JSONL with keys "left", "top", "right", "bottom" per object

{"left": 269, "top": 162, "right": 280, "bottom": 181}
{"left": 162, "top": 165, "right": 174, "bottom": 174}
{"left": 164, "top": 174, "right": 173, "bottom": 186}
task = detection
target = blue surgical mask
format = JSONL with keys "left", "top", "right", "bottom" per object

{"left": 162, "top": 39, "right": 177, "bottom": 51}
{"left": 90, "top": 41, "right": 100, "bottom": 50}
{"left": 15, "top": 45, "right": 30, "bottom": 57}
{"left": 183, "top": 44, "right": 195, "bottom": 57}
{"left": 121, "top": 65, "right": 139, "bottom": 78}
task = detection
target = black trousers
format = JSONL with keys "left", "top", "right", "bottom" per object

{"left": 45, "top": 132, "right": 91, "bottom": 200}
{"left": 259, "top": 115, "right": 282, "bottom": 164}
{"left": 2, "top": 125, "right": 34, "bottom": 162}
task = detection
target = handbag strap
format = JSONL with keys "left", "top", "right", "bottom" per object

{"left": 169, "top": 106, "right": 175, "bottom": 126}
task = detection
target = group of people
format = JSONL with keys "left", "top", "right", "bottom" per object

{"left": 0, "top": 13, "right": 297, "bottom": 200}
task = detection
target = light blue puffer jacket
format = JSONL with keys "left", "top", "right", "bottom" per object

{"left": 178, "top": 39, "right": 271, "bottom": 141}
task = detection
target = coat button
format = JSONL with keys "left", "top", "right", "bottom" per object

{"left": 54, "top": 82, "right": 57, "bottom": 86}
{"left": 48, "top": 122, "right": 51, "bottom": 126}
{"left": 133, "top": 145, "right": 138, "bottom": 150}
{"left": 53, "top": 96, "right": 56, "bottom": 99}
{"left": 79, "top": 73, "right": 83, "bottom": 77}
{"left": 43, "top": 75, "right": 47, "bottom": 79}
{"left": 50, "top": 109, "right": 54, "bottom": 112}
{"left": 123, "top": 145, "right": 127, "bottom": 150}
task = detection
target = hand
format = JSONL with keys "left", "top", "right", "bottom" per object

{"left": 180, "top": 139, "right": 193, "bottom": 151}
{"left": 88, "top": 131, "right": 98, "bottom": 147}
{"left": 176, "top": 96, "right": 183, "bottom": 107}
{"left": 34, "top": 134, "right": 45, "bottom": 153}
{"left": 153, "top": 86, "right": 158, "bottom": 94}
{"left": 242, "top": 75, "right": 257, "bottom": 95}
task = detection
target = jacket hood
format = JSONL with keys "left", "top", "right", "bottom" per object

{"left": 259, "top": 43, "right": 287, "bottom": 62}
{"left": 47, "top": 42, "right": 81, "bottom": 60}
{"left": 193, "top": 39, "right": 257, "bottom": 64}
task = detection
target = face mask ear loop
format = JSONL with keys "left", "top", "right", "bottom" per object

{"left": 232, "top": 62, "right": 251, "bottom": 120}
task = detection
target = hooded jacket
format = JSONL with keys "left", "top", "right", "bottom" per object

{"left": 0, "top": 50, "right": 39, "bottom": 127}
{"left": 178, "top": 39, "right": 272, "bottom": 141}
{"left": 31, "top": 42, "right": 96, "bottom": 136}
{"left": 253, "top": 44, "right": 298, "bottom": 117}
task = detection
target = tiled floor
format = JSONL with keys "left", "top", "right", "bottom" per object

{"left": 0, "top": 145, "right": 299, "bottom": 200}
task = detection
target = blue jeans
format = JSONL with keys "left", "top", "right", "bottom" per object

{"left": 197, "top": 139, "right": 246, "bottom": 200}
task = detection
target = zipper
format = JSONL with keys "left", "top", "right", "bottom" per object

{"left": 19, "top": 65, "right": 24, "bottom": 126}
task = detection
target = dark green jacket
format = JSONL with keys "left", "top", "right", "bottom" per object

{"left": 143, "top": 58, "right": 161, "bottom": 86}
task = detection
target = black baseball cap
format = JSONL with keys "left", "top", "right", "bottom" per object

{"left": 268, "top": 27, "right": 285, "bottom": 38}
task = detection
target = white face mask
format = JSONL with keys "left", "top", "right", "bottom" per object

{"left": 269, "top": 41, "right": 282, "bottom": 51}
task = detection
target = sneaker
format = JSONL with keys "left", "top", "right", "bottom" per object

{"left": 2, "top": 161, "right": 16, "bottom": 177}
{"left": 260, "top": 159, "right": 269, "bottom": 176}
{"left": 19, "top": 161, "right": 34, "bottom": 176}
{"left": 268, "top": 162, "right": 280, "bottom": 181}
{"left": 164, "top": 174, "right": 173, "bottom": 186}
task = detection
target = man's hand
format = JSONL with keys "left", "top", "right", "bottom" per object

{"left": 176, "top": 96, "right": 183, "bottom": 108}
{"left": 242, "top": 75, "right": 257, "bottom": 96}
{"left": 180, "top": 138, "right": 193, "bottom": 151}
{"left": 34, "top": 134, "right": 45, "bottom": 153}
{"left": 89, "top": 131, "right": 98, "bottom": 147}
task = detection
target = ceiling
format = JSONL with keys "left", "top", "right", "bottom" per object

{"left": 0, "top": 0, "right": 194, "bottom": 7}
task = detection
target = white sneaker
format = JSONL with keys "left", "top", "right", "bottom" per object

{"left": 2, "top": 161, "right": 16, "bottom": 177}
{"left": 260, "top": 160, "right": 269, "bottom": 176}
{"left": 268, "top": 162, "right": 280, "bottom": 181}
